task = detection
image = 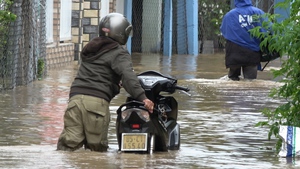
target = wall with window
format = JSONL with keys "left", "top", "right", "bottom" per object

{"left": 45, "top": 0, "right": 118, "bottom": 67}
{"left": 72, "top": 0, "right": 116, "bottom": 61}
{"left": 46, "top": 0, "right": 74, "bottom": 69}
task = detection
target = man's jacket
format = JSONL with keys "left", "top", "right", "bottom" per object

{"left": 70, "top": 36, "right": 146, "bottom": 102}
{"left": 220, "top": 0, "right": 266, "bottom": 52}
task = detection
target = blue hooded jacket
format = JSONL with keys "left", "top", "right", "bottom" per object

{"left": 220, "top": 0, "right": 266, "bottom": 51}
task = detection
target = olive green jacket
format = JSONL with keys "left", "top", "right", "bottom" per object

{"left": 70, "top": 36, "right": 146, "bottom": 102}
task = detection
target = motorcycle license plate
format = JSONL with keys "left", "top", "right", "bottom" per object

{"left": 121, "top": 133, "right": 147, "bottom": 151}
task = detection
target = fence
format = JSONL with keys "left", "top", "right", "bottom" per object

{"left": 130, "top": 0, "right": 277, "bottom": 55}
{"left": 130, "top": 0, "right": 196, "bottom": 55}
{"left": 253, "top": 0, "right": 275, "bottom": 13}
{"left": 0, "top": 0, "right": 46, "bottom": 90}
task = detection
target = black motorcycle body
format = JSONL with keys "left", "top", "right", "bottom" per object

{"left": 116, "top": 70, "right": 190, "bottom": 153}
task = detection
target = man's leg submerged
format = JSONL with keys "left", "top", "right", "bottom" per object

{"left": 57, "top": 95, "right": 111, "bottom": 152}
{"left": 81, "top": 96, "right": 110, "bottom": 152}
{"left": 228, "top": 66, "right": 241, "bottom": 81}
{"left": 242, "top": 65, "right": 258, "bottom": 80}
{"left": 57, "top": 99, "right": 85, "bottom": 151}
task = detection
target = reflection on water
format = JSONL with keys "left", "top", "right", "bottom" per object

{"left": 0, "top": 53, "right": 298, "bottom": 168}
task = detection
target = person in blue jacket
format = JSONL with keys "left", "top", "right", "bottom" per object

{"left": 220, "top": 0, "right": 267, "bottom": 81}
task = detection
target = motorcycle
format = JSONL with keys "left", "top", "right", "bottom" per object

{"left": 116, "top": 70, "right": 190, "bottom": 153}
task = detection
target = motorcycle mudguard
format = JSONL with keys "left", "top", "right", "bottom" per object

{"left": 168, "top": 123, "right": 180, "bottom": 150}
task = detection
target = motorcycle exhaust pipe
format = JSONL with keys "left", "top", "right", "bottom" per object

{"left": 150, "top": 135, "right": 155, "bottom": 154}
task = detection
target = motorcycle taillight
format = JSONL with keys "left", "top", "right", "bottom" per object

{"left": 136, "top": 110, "right": 150, "bottom": 122}
{"left": 121, "top": 110, "right": 132, "bottom": 121}
{"left": 121, "top": 108, "right": 150, "bottom": 122}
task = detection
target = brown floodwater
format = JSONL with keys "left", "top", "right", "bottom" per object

{"left": 0, "top": 52, "right": 298, "bottom": 169}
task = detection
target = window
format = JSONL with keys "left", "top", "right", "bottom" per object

{"left": 60, "top": 0, "right": 72, "bottom": 41}
{"left": 46, "top": 0, "right": 53, "bottom": 43}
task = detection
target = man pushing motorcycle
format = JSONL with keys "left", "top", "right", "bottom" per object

{"left": 57, "top": 13, "right": 154, "bottom": 152}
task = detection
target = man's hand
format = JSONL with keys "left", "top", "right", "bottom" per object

{"left": 143, "top": 98, "right": 154, "bottom": 113}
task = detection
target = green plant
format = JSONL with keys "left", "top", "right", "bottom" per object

{"left": 37, "top": 58, "right": 45, "bottom": 79}
{"left": 0, "top": 0, "right": 16, "bottom": 85}
{"left": 251, "top": 0, "right": 300, "bottom": 153}
{"left": 0, "top": 0, "right": 16, "bottom": 52}
{"left": 0, "top": 0, "right": 17, "bottom": 22}
{"left": 198, "top": 0, "right": 230, "bottom": 52}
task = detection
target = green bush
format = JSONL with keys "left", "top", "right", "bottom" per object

{"left": 0, "top": 0, "right": 17, "bottom": 22}
{"left": 252, "top": 0, "right": 300, "bottom": 153}
{"left": 37, "top": 58, "right": 45, "bottom": 80}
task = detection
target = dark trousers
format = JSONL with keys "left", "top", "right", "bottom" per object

{"left": 228, "top": 65, "right": 258, "bottom": 81}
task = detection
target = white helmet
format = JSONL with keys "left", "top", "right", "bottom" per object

{"left": 99, "top": 13, "right": 133, "bottom": 45}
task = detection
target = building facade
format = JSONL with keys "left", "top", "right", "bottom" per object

{"left": 71, "top": 0, "right": 116, "bottom": 61}
{"left": 46, "top": 0, "right": 117, "bottom": 68}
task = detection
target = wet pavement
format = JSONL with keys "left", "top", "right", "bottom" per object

{"left": 0, "top": 52, "right": 298, "bottom": 169}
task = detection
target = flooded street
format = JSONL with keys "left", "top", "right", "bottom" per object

{"left": 0, "top": 52, "right": 297, "bottom": 168}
